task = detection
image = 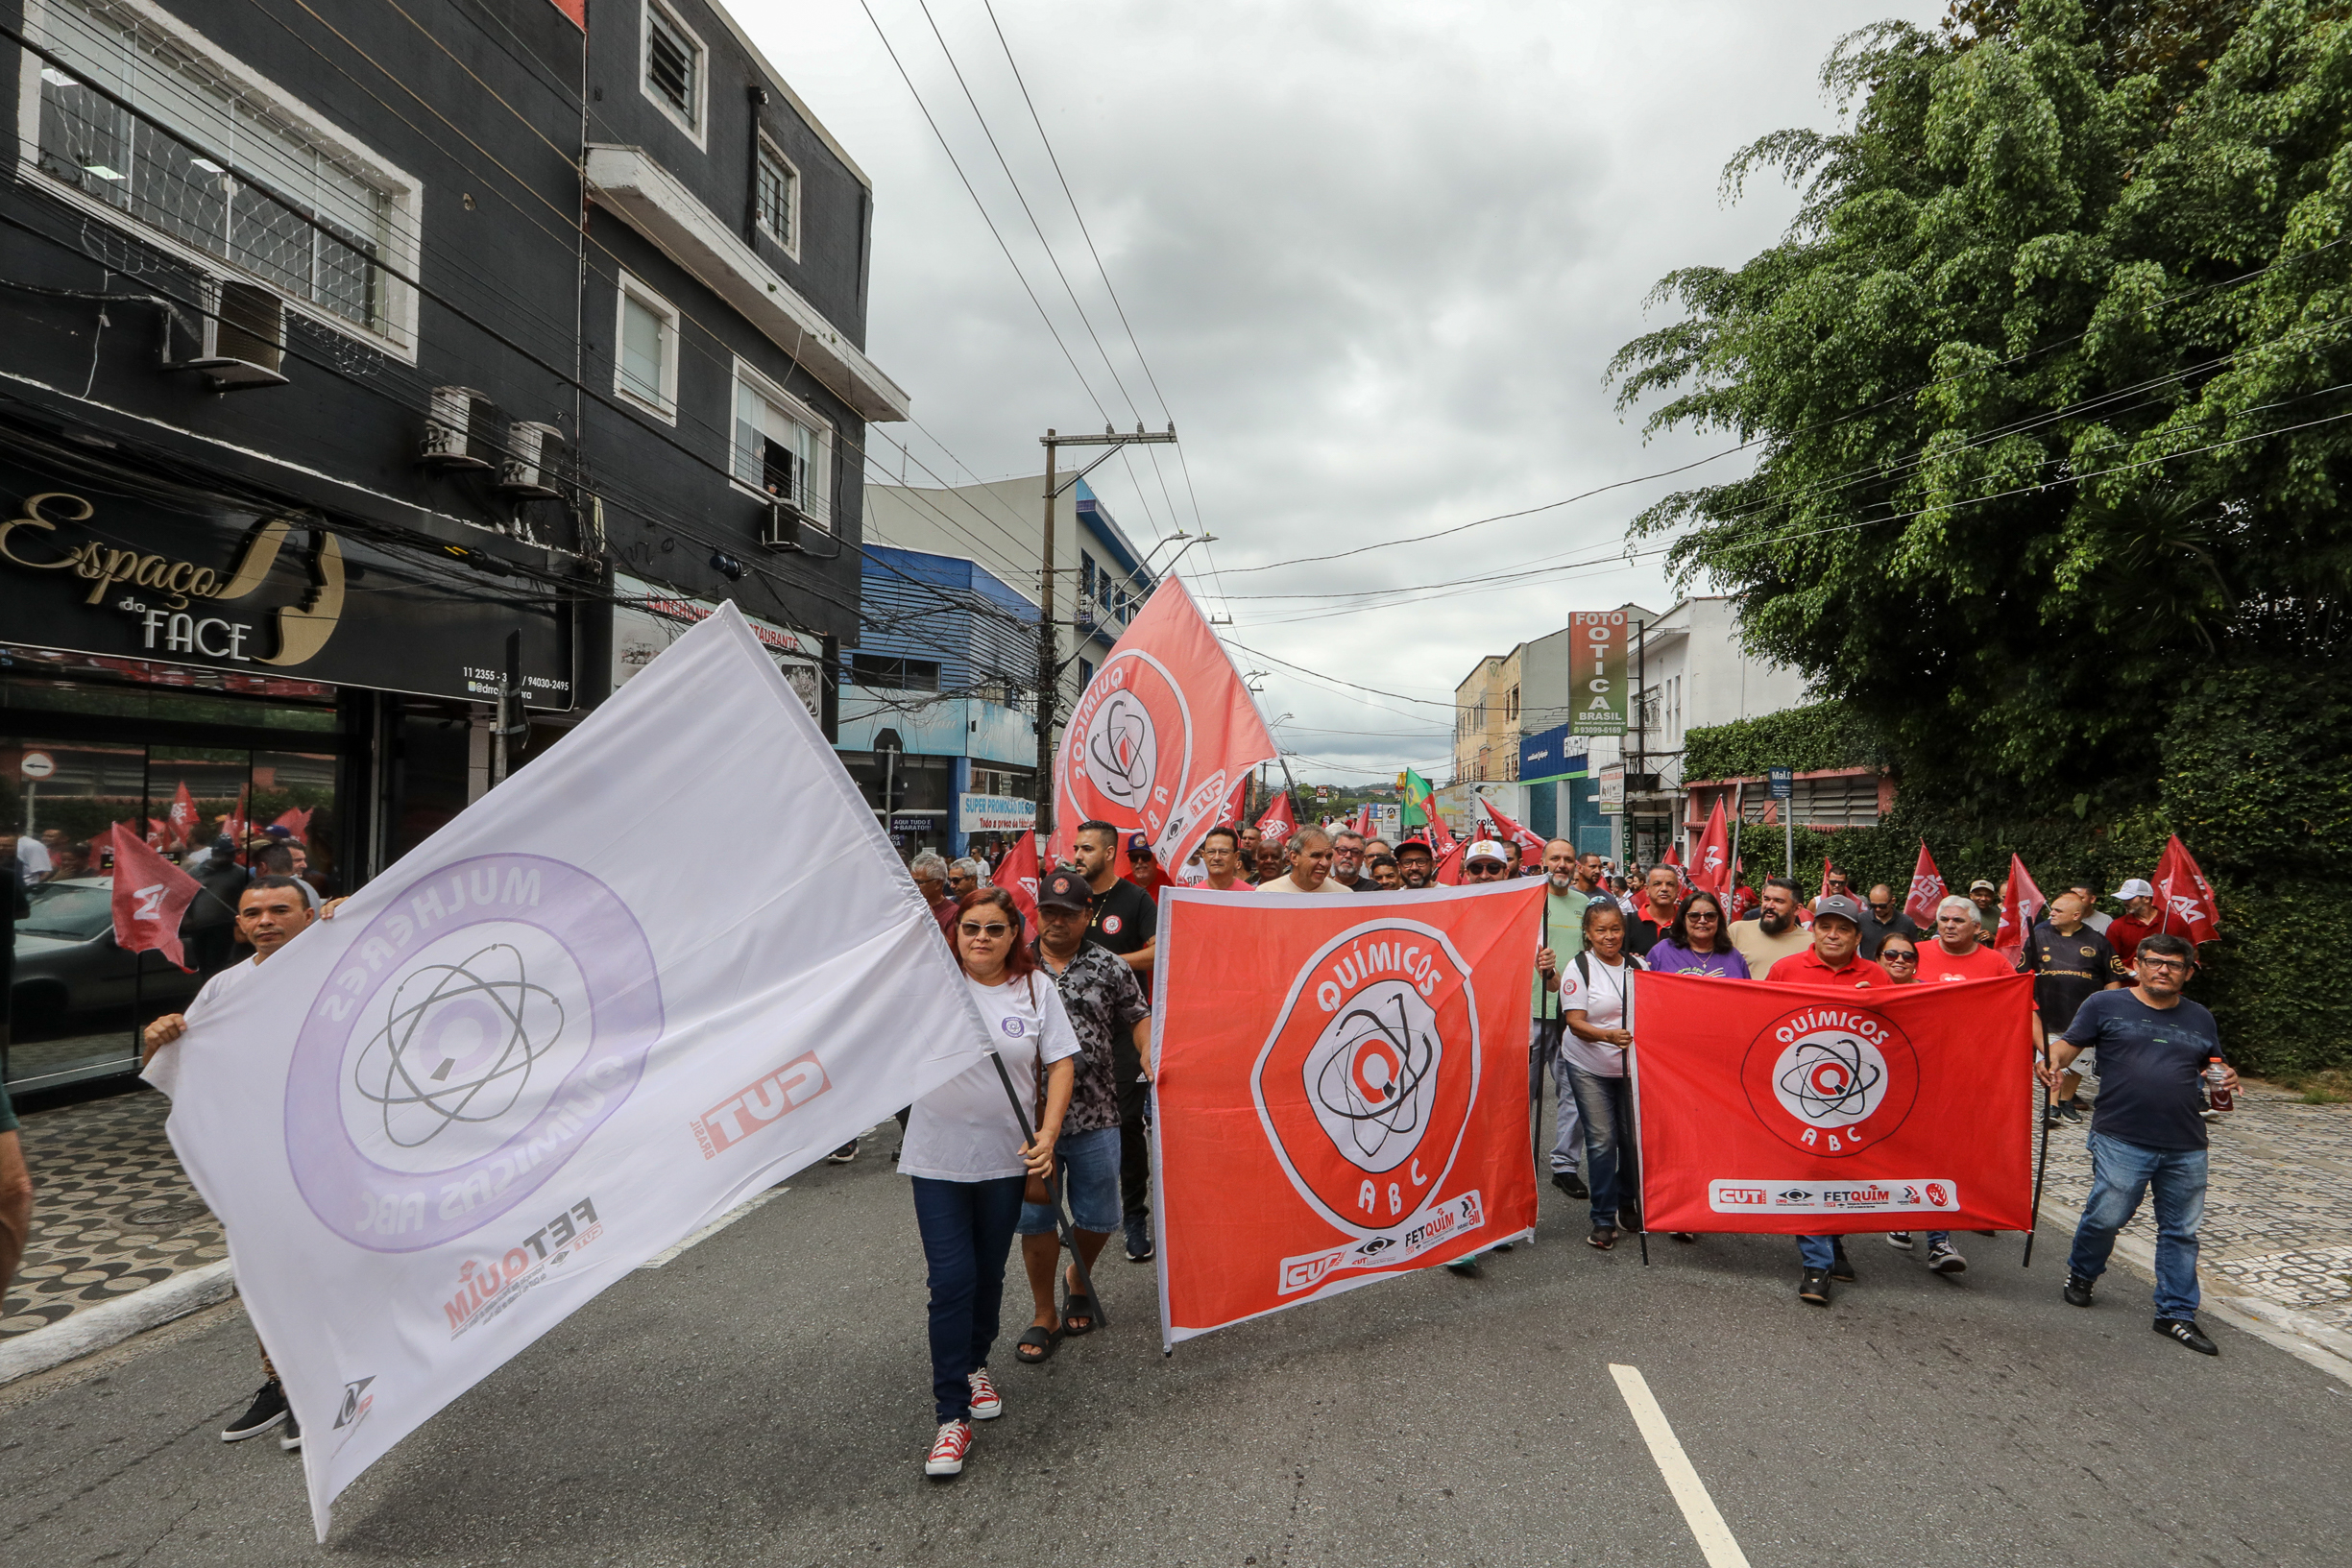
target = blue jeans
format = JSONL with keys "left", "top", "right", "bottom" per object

{"left": 1568, "top": 1066, "right": 1637, "bottom": 1228}
{"left": 1531, "top": 1017, "right": 1582, "bottom": 1173}
{"left": 911, "top": 1174, "right": 1025, "bottom": 1422}
{"left": 1016, "top": 1123, "right": 1123, "bottom": 1236}
{"left": 2067, "top": 1129, "right": 2207, "bottom": 1320}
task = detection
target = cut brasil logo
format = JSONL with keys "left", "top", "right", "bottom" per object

{"left": 1061, "top": 648, "right": 1228, "bottom": 862}
{"left": 1738, "top": 1001, "right": 1919, "bottom": 1157}
{"left": 1251, "top": 918, "right": 1480, "bottom": 1242}
{"left": 283, "top": 854, "right": 664, "bottom": 1252}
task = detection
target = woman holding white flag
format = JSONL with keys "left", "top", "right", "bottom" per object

{"left": 899, "top": 885, "right": 1079, "bottom": 1477}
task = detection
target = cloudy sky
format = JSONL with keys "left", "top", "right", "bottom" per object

{"left": 744, "top": 0, "right": 1942, "bottom": 783}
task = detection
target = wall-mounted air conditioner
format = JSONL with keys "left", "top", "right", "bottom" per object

{"left": 759, "top": 496, "right": 807, "bottom": 552}
{"left": 161, "top": 279, "right": 289, "bottom": 390}
{"left": 497, "top": 421, "right": 568, "bottom": 498}
{"left": 419, "top": 386, "right": 495, "bottom": 470}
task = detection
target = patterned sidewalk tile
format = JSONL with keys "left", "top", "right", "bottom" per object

{"left": 2, "top": 1088, "right": 227, "bottom": 1342}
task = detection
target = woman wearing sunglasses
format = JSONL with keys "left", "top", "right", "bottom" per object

{"left": 899, "top": 886, "right": 1080, "bottom": 1477}
{"left": 1878, "top": 937, "right": 1923, "bottom": 983}
{"left": 1641, "top": 891, "right": 1750, "bottom": 979}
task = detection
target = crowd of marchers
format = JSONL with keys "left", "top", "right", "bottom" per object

{"left": 863, "top": 819, "right": 2236, "bottom": 1478}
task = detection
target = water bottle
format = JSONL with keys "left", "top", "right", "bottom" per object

{"left": 2204, "top": 1056, "right": 2233, "bottom": 1113}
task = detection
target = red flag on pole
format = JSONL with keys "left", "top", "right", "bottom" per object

{"left": 1050, "top": 576, "right": 1277, "bottom": 872}
{"left": 2151, "top": 834, "right": 2221, "bottom": 943}
{"left": 166, "top": 782, "right": 200, "bottom": 850}
{"left": 1353, "top": 805, "right": 1373, "bottom": 839}
{"left": 1150, "top": 880, "right": 1545, "bottom": 1346}
{"left": 1632, "top": 970, "right": 2035, "bottom": 1235}
{"left": 1820, "top": 855, "right": 1841, "bottom": 896}
{"left": 1255, "top": 792, "right": 1297, "bottom": 847}
{"left": 1475, "top": 795, "right": 1544, "bottom": 864}
{"left": 109, "top": 824, "right": 202, "bottom": 971}
{"left": 1688, "top": 797, "right": 1732, "bottom": 897}
{"left": 1994, "top": 853, "right": 2045, "bottom": 958}
{"left": 1432, "top": 840, "right": 1467, "bottom": 885}
{"left": 273, "top": 806, "right": 314, "bottom": 844}
{"left": 1423, "top": 808, "right": 1457, "bottom": 856}
{"left": 1903, "top": 841, "right": 1948, "bottom": 928}
{"left": 994, "top": 832, "right": 1042, "bottom": 942}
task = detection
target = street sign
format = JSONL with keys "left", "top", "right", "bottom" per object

{"left": 1569, "top": 611, "right": 1629, "bottom": 736}
{"left": 19, "top": 751, "right": 56, "bottom": 779}
{"left": 1767, "top": 766, "right": 1793, "bottom": 800}
{"left": 1597, "top": 762, "right": 1624, "bottom": 814}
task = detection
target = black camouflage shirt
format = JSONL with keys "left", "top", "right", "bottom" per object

{"left": 1036, "top": 940, "right": 1151, "bottom": 1136}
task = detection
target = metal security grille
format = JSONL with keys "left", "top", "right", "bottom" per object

{"left": 31, "top": 0, "right": 400, "bottom": 339}
{"left": 755, "top": 141, "right": 792, "bottom": 244}
{"left": 645, "top": 6, "right": 696, "bottom": 116}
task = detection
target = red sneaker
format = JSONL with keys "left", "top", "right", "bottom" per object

{"left": 925, "top": 1419, "right": 973, "bottom": 1477}
{"left": 967, "top": 1367, "right": 1003, "bottom": 1420}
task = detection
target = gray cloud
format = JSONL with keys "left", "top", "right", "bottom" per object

{"left": 744, "top": 0, "right": 1942, "bottom": 777}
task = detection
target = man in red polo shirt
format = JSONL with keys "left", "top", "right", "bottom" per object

{"left": 2103, "top": 879, "right": 2158, "bottom": 967}
{"left": 1764, "top": 892, "right": 1890, "bottom": 1303}
{"left": 1917, "top": 895, "right": 2018, "bottom": 983}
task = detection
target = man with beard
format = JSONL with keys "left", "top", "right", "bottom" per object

{"left": 1530, "top": 838, "right": 1591, "bottom": 1199}
{"left": 1394, "top": 838, "right": 1437, "bottom": 889}
{"left": 1730, "top": 877, "right": 1812, "bottom": 974}
{"left": 1327, "top": 830, "right": 1369, "bottom": 892}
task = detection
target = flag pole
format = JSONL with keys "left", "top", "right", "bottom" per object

{"left": 988, "top": 1051, "right": 1107, "bottom": 1329}
{"left": 2023, "top": 1077, "right": 2054, "bottom": 1268}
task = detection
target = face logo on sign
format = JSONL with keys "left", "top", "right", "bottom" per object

{"left": 1064, "top": 650, "right": 1196, "bottom": 855}
{"left": 1001, "top": 1017, "right": 1027, "bottom": 1038}
{"left": 1740, "top": 1003, "right": 1919, "bottom": 1157}
{"left": 1252, "top": 920, "right": 1479, "bottom": 1237}
{"left": 284, "top": 856, "right": 665, "bottom": 1252}
{"left": 1101, "top": 914, "right": 1124, "bottom": 936}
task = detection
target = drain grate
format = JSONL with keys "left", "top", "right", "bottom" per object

{"left": 122, "top": 1199, "right": 213, "bottom": 1231}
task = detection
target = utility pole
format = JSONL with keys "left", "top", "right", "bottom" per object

{"left": 1033, "top": 423, "right": 1178, "bottom": 842}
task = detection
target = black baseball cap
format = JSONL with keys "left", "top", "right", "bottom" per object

{"left": 1036, "top": 869, "right": 1091, "bottom": 911}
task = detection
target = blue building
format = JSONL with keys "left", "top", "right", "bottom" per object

{"left": 836, "top": 545, "right": 1040, "bottom": 861}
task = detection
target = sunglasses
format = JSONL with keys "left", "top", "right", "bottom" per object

{"left": 1466, "top": 862, "right": 1506, "bottom": 876}
{"left": 958, "top": 922, "right": 1012, "bottom": 938}
{"left": 1686, "top": 911, "right": 1718, "bottom": 922}
{"left": 1882, "top": 949, "right": 1918, "bottom": 962}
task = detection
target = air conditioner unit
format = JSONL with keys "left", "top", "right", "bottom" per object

{"left": 497, "top": 421, "right": 568, "bottom": 498}
{"left": 161, "top": 279, "right": 289, "bottom": 390}
{"left": 759, "top": 496, "right": 807, "bottom": 552}
{"left": 419, "top": 386, "right": 495, "bottom": 470}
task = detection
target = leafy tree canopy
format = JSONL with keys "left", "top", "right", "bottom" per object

{"left": 1611, "top": 0, "right": 2352, "bottom": 813}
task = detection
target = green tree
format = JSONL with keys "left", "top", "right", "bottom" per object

{"left": 1610, "top": 0, "right": 2352, "bottom": 815}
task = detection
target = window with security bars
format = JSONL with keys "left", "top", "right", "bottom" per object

{"left": 29, "top": 0, "right": 408, "bottom": 344}
{"left": 755, "top": 138, "right": 794, "bottom": 248}
{"left": 734, "top": 374, "right": 830, "bottom": 528}
{"left": 643, "top": 2, "right": 700, "bottom": 125}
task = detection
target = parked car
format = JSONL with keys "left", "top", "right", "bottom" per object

{"left": 12, "top": 874, "right": 205, "bottom": 1041}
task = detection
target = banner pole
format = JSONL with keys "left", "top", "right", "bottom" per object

{"left": 988, "top": 1051, "right": 1107, "bottom": 1329}
{"left": 2023, "top": 1078, "right": 2055, "bottom": 1268}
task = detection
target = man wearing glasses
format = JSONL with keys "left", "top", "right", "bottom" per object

{"left": 1860, "top": 883, "right": 1922, "bottom": 959}
{"left": 2042, "top": 933, "right": 2236, "bottom": 1356}
{"left": 1459, "top": 840, "right": 1512, "bottom": 882}
{"left": 1195, "top": 826, "right": 1255, "bottom": 892}
{"left": 1394, "top": 839, "right": 1438, "bottom": 889}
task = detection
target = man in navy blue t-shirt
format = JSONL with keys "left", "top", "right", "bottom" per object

{"left": 2041, "top": 931, "right": 2238, "bottom": 1355}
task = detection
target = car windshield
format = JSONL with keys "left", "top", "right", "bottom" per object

{"left": 19, "top": 879, "right": 115, "bottom": 941}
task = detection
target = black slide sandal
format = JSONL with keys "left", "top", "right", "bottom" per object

{"left": 1015, "top": 1324, "right": 1061, "bottom": 1363}
{"left": 1061, "top": 1293, "right": 1099, "bottom": 1336}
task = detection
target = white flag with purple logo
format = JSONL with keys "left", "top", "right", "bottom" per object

{"left": 145, "top": 604, "right": 995, "bottom": 1540}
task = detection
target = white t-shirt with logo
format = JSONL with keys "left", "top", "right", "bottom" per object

{"left": 899, "top": 970, "right": 1083, "bottom": 1183}
{"left": 1558, "top": 952, "right": 1645, "bottom": 1078}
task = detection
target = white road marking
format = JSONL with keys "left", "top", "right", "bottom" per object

{"left": 636, "top": 1189, "right": 787, "bottom": 1269}
{"left": 1610, "top": 1363, "right": 1752, "bottom": 1568}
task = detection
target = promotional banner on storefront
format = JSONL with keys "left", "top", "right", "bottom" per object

{"left": 144, "top": 604, "right": 996, "bottom": 1540}
{"left": 1631, "top": 972, "right": 2035, "bottom": 1235}
{"left": 1150, "top": 881, "right": 1544, "bottom": 1348}
{"left": 1049, "top": 574, "right": 1276, "bottom": 872}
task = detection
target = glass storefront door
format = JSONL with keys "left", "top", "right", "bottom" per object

{"left": 4, "top": 670, "right": 351, "bottom": 1095}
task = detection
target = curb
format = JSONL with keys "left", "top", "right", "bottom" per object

{"left": 0, "top": 1260, "right": 237, "bottom": 1387}
{"left": 2034, "top": 1197, "right": 2352, "bottom": 1387}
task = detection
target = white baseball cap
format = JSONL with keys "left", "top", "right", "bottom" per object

{"left": 1464, "top": 839, "right": 1510, "bottom": 865}
{"left": 2111, "top": 878, "right": 2155, "bottom": 900}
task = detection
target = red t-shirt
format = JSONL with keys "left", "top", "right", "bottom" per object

{"left": 2105, "top": 915, "right": 2154, "bottom": 966}
{"left": 1914, "top": 941, "right": 2016, "bottom": 985}
{"left": 1765, "top": 947, "right": 1894, "bottom": 988}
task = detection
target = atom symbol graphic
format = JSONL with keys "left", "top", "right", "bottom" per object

{"left": 352, "top": 944, "right": 567, "bottom": 1149}
{"left": 1775, "top": 1035, "right": 1883, "bottom": 1124}
{"left": 1086, "top": 692, "right": 1154, "bottom": 804}
{"left": 1311, "top": 990, "right": 1439, "bottom": 1164}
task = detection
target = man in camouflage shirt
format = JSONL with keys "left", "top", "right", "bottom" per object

{"left": 1014, "top": 870, "right": 1152, "bottom": 1361}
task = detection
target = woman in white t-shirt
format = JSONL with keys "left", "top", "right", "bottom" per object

{"left": 901, "top": 885, "right": 1079, "bottom": 1478}
{"left": 1559, "top": 899, "right": 1647, "bottom": 1252}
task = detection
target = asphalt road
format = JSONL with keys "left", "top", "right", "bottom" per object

{"left": 4, "top": 1121, "right": 2347, "bottom": 1568}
